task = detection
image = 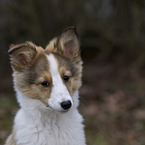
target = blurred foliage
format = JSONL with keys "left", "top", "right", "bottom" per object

{"left": 1, "top": 0, "right": 145, "bottom": 74}
{"left": 0, "top": 95, "right": 18, "bottom": 145}
{"left": 1, "top": 0, "right": 145, "bottom": 145}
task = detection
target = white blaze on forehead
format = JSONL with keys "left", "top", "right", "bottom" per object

{"left": 47, "top": 54, "right": 73, "bottom": 111}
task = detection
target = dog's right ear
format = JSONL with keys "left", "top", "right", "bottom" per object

{"left": 8, "top": 41, "right": 37, "bottom": 71}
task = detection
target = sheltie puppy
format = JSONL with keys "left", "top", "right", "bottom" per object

{"left": 5, "top": 27, "right": 86, "bottom": 145}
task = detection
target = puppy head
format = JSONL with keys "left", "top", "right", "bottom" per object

{"left": 9, "top": 27, "right": 82, "bottom": 112}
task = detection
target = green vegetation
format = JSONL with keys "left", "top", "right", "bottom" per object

{"left": 0, "top": 95, "right": 18, "bottom": 145}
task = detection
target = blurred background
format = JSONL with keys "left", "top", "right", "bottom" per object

{"left": 1, "top": 0, "right": 145, "bottom": 144}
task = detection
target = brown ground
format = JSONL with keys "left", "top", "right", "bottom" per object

{"left": 80, "top": 59, "right": 145, "bottom": 145}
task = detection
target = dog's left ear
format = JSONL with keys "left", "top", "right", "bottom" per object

{"left": 57, "top": 27, "right": 80, "bottom": 59}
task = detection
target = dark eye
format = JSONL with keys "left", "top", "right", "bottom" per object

{"left": 41, "top": 81, "right": 50, "bottom": 87}
{"left": 63, "top": 76, "right": 69, "bottom": 82}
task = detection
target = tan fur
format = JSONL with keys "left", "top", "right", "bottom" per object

{"left": 45, "top": 27, "right": 83, "bottom": 92}
{"left": 45, "top": 28, "right": 80, "bottom": 59}
{"left": 13, "top": 53, "right": 52, "bottom": 106}
{"left": 6, "top": 27, "right": 83, "bottom": 144}
{"left": 57, "top": 28, "right": 80, "bottom": 59}
{"left": 5, "top": 130, "right": 16, "bottom": 145}
{"left": 45, "top": 38, "right": 58, "bottom": 54}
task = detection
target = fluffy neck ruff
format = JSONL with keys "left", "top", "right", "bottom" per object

{"left": 15, "top": 86, "right": 80, "bottom": 121}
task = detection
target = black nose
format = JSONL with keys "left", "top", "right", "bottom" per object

{"left": 61, "top": 100, "right": 72, "bottom": 110}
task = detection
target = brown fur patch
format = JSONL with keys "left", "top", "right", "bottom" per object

{"left": 5, "top": 130, "right": 16, "bottom": 145}
{"left": 45, "top": 27, "right": 80, "bottom": 60}
{"left": 9, "top": 41, "right": 44, "bottom": 71}
{"left": 45, "top": 27, "right": 83, "bottom": 94}
{"left": 53, "top": 54, "right": 83, "bottom": 96}
{"left": 9, "top": 42, "right": 54, "bottom": 105}
{"left": 13, "top": 53, "right": 52, "bottom": 106}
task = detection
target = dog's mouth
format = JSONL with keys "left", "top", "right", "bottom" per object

{"left": 46, "top": 104, "right": 54, "bottom": 110}
{"left": 46, "top": 103, "right": 72, "bottom": 112}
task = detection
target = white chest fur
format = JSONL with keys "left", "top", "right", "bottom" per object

{"left": 14, "top": 91, "right": 86, "bottom": 145}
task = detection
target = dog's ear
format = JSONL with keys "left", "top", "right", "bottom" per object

{"left": 57, "top": 27, "right": 80, "bottom": 59}
{"left": 8, "top": 41, "right": 37, "bottom": 71}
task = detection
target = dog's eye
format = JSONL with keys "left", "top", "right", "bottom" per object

{"left": 41, "top": 81, "right": 50, "bottom": 87}
{"left": 63, "top": 76, "right": 69, "bottom": 82}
